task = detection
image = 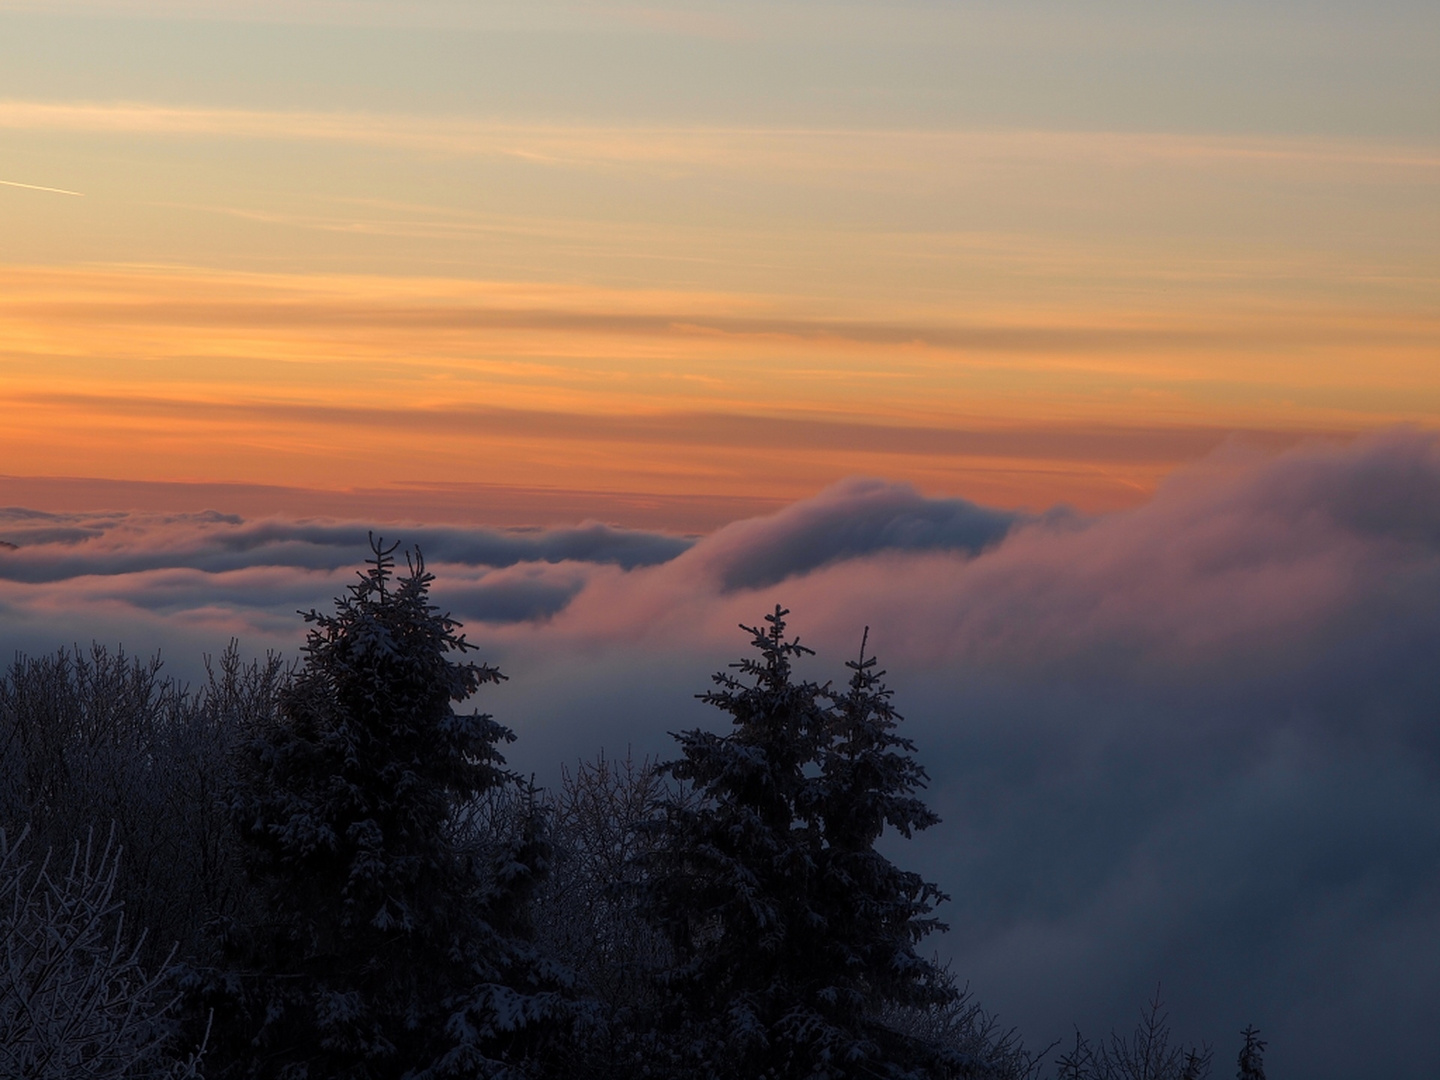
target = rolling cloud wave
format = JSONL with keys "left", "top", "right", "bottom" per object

{"left": 1, "top": 431, "right": 1438, "bottom": 1078}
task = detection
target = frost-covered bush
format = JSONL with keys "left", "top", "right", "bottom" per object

{"left": 0, "top": 643, "right": 281, "bottom": 966}
{"left": 0, "top": 825, "right": 199, "bottom": 1079}
{"left": 531, "top": 752, "right": 682, "bottom": 1076}
{"left": 540, "top": 752, "right": 670, "bottom": 1009}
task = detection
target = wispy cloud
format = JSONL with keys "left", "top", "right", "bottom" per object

{"left": 11, "top": 390, "right": 1331, "bottom": 467}
{"left": 0, "top": 178, "right": 83, "bottom": 196}
{"left": 4, "top": 262, "right": 1430, "bottom": 513}
{"left": 1, "top": 100, "right": 1436, "bottom": 178}
{"left": 4, "top": 265, "right": 1431, "bottom": 378}
{"left": 0, "top": 473, "right": 785, "bottom": 533}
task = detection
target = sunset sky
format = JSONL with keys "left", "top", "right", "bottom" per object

{"left": 3, "top": 0, "right": 1437, "bottom": 522}
{"left": 3, "top": 5, "right": 1440, "bottom": 1076}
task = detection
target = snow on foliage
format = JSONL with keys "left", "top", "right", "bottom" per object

{"left": 202, "top": 536, "right": 572, "bottom": 1080}
{"left": 641, "top": 607, "right": 972, "bottom": 1079}
{"left": 0, "top": 826, "right": 199, "bottom": 1080}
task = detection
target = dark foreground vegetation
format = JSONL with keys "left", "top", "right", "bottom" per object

{"left": 0, "top": 539, "right": 1268, "bottom": 1079}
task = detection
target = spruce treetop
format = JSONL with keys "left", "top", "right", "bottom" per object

{"left": 211, "top": 536, "right": 566, "bottom": 1080}
{"left": 1237, "top": 1025, "right": 1266, "bottom": 1080}
{"left": 644, "top": 608, "right": 956, "bottom": 1079}
{"left": 296, "top": 534, "right": 510, "bottom": 782}
{"left": 823, "top": 627, "right": 943, "bottom": 848}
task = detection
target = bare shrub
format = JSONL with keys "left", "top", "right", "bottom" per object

{"left": 538, "top": 750, "right": 676, "bottom": 1011}
{"left": 0, "top": 825, "right": 201, "bottom": 1079}
{"left": 0, "top": 642, "right": 284, "bottom": 965}
{"left": 1055, "top": 990, "right": 1211, "bottom": 1080}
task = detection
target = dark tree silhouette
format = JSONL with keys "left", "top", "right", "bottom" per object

{"left": 641, "top": 606, "right": 831, "bottom": 1078}
{"left": 1236, "top": 1026, "right": 1266, "bottom": 1080}
{"left": 1053, "top": 990, "right": 1211, "bottom": 1080}
{"left": 806, "top": 631, "right": 960, "bottom": 1074}
{"left": 204, "top": 537, "right": 569, "bottom": 1080}
{"left": 642, "top": 608, "right": 956, "bottom": 1079}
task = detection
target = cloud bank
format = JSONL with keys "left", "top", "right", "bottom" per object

{"left": 2, "top": 431, "right": 1439, "bottom": 1077}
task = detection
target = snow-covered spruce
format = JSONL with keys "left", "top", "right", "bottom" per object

{"left": 201, "top": 537, "right": 573, "bottom": 1080}
{"left": 640, "top": 607, "right": 969, "bottom": 1080}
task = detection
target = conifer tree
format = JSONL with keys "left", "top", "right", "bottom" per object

{"left": 204, "top": 537, "right": 568, "bottom": 1080}
{"left": 1236, "top": 1026, "right": 1266, "bottom": 1080}
{"left": 642, "top": 607, "right": 830, "bottom": 1078}
{"left": 643, "top": 608, "right": 954, "bottom": 1079}
{"left": 807, "top": 631, "right": 957, "bottom": 1075}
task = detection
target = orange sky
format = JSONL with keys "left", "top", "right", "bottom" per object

{"left": 2, "top": 5, "right": 1437, "bottom": 525}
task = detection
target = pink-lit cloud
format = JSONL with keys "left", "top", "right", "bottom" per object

{"left": 2, "top": 430, "right": 1439, "bottom": 1078}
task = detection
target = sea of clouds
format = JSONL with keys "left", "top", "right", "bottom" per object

{"left": 3, "top": 430, "right": 1439, "bottom": 1078}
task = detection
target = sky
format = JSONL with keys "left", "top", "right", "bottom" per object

{"left": 2, "top": 0, "right": 1438, "bottom": 516}
{"left": 3, "top": 2, "right": 1440, "bottom": 1075}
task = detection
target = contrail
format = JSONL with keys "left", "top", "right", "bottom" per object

{"left": 0, "top": 178, "right": 84, "bottom": 196}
